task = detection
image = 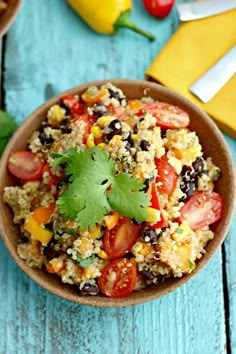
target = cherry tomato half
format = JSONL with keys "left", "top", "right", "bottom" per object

{"left": 143, "top": 0, "right": 175, "bottom": 19}
{"left": 98, "top": 258, "right": 137, "bottom": 298}
{"left": 139, "top": 102, "right": 189, "bottom": 129}
{"left": 155, "top": 154, "right": 178, "bottom": 195}
{"left": 179, "top": 191, "right": 224, "bottom": 230}
{"left": 103, "top": 217, "right": 140, "bottom": 259}
{"left": 7, "top": 150, "right": 44, "bottom": 181}
{"left": 149, "top": 182, "right": 167, "bottom": 228}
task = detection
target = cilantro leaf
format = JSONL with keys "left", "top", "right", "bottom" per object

{"left": 57, "top": 177, "right": 111, "bottom": 230}
{"left": 0, "top": 109, "right": 18, "bottom": 156}
{"left": 108, "top": 173, "right": 149, "bottom": 222}
{"left": 0, "top": 109, "right": 17, "bottom": 138}
{"left": 50, "top": 148, "right": 78, "bottom": 167}
{"left": 65, "top": 146, "right": 115, "bottom": 183}
{"left": 52, "top": 147, "right": 150, "bottom": 229}
{"left": 76, "top": 255, "right": 94, "bottom": 268}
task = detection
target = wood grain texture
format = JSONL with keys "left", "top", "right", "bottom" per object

{"left": 0, "top": 0, "right": 235, "bottom": 353}
{"left": 224, "top": 135, "right": 236, "bottom": 353}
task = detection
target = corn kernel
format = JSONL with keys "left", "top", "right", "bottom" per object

{"left": 110, "top": 135, "right": 122, "bottom": 144}
{"left": 47, "top": 104, "right": 65, "bottom": 127}
{"left": 87, "top": 133, "right": 95, "bottom": 148}
{"left": 139, "top": 243, "right": 153, "bottom": 256}
{"left": 90, "top": 225, "right": 101, "bottom": 239}
{"left": 83, "top": 267, "right": 93, "bottom": 278}
{"left": 132, "top": 242, "right": 143, "bottom": 253}
{"left": 97, "top": 143, "right": 106, "bottom": 149}
{"left": 97, "top": 250, "right": 109, "bottom": 259}
{"left": 91, "top": 125, "right": 102, "bottom": 139}
{"left": 78, "top": 237, "right": 90, "bottom": 253}
{"left": 97, "top": 116, "right": 116, "bottom": 127}
{"left": 144, "top": 207, "right": 161, "bottom": 224}
{"left": 131, "top": 134, "right": 139, "bottom": 142}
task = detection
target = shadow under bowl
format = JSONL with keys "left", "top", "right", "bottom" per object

{"left": 0, "top": 79, "right": 235, "bottom": 307}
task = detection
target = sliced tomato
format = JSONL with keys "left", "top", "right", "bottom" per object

{"left": 139, "top": 102, "right": 189, "bottom": 129}
{"left": 98, "top": 258, "right": 137, "bottom": 298}
{"left": 179, "top": 191, "right": 224, "bottom": 230}
{"left": 42, "top": 164, "right": 63, "bottom": 190}
{"left": 71, "top": 113, "right": 96, "bottom": 143}
{"left": 149, "top": 182, "right": 168, "bottom": 228}
{"left": 106, "top": 103, "right": 127, "bottom": 121}
{"left": 155, "top": 155, "right": 178, "bottom": 195}
{"left": 103, "top": 217, "right": 140, "bottom": 259}
{"left": 61, "top": 95, "right": 84, "bottom": 116}
{"left": 7, "top": 150, "right": 44, "bottom": 181}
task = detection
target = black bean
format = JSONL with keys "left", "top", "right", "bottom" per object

{"left": 142, "top": 228, "right": 159, "bottom": 244}
{"left": 43, "top": 241, "right": 62, "bottom": 259}
{"left": 91, "top": 103, "right": 108, "bottom": 119}
{"left": 38, "top": 132, "right": 54, "bottom": 145}
{"left": 125, "top": 142, "right": 132, "bottom": 152}
{"left": 142, "top": 176, "right": 154, "bottom": 193}
{"left": 38, "top": 121, "right": 50, "bottom": 133}
{"left": 192, "top": 157, "right": 204, "bottom": 173}
{"left": 160, "top": 128, "right": 167, "bottom": 139}
{"left": 123, "top": 251, "right": 135, "bottom": 259}
{"left": 60, "top": 119, "right": 72, "bottom": 134}
{"left": 140, "top": 270, "right": 155, "bottom": 282}
{"left": 106, "top": 119, "right": 122, "bottom": 140}
{"left": 80, "top": 283, "right": 99, "bottom": 296}
{"left": 108, "top": 88, "right": 127, "bottom": 105}
{"left": 123, "top": 131, "right": 134, "bottom": 147}
{"left": 20, "top": 234, "right": 29, "bottom": 243}
{"left": 139, "top": 139, "right": 150, "bottom": 151}
{"left": 57, "top": 174, "right": 72, "bottom": 190}
{"left": 179, "top": 181, "right": 196, "bottom": 202}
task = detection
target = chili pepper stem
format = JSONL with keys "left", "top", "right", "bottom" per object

{"left": 114, "top": 10, "right": 155, "bottom": 41}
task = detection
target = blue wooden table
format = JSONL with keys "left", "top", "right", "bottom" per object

{"left": 0, "top": 1, "right": 235, "bottom": 353}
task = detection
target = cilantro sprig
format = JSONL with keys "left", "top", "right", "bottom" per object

{"left": 51, "top": 147, "right": 150, "bottom": 229}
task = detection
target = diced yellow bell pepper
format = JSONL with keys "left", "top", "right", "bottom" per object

{"left": 174, "top": 146, "right": 202, "bottom": 163}
{"left": 24, "top": 215, "right": 53, "bottom": 245}
{"left": 172, "top": 223, "right": 192, "bottom": 242}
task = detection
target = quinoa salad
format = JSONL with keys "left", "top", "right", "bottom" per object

{"left": 3, "top": 83, "right": 224, "bottom": 298}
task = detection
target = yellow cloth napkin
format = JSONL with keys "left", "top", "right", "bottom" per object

{"left": 145, "top": 9, "right": 236, "bottom": 139}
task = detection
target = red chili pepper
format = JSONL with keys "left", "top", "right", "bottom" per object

{"left": 142, "top": 0, "right": 175, "bottom": 19}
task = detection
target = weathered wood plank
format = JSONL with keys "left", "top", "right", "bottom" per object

{"left": 223, "top": 135, "right": 236, "bottom": 353}
{"left": 0, "top": 1, "right": 232, "bottom": 353}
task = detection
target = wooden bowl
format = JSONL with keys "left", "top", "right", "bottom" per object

{"left": 0, "top": 0, "right": 22, "bottom": 37}
{"left": 0, "top": 79, "right": 235, "bottom": 307}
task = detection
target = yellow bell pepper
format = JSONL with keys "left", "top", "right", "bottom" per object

{"left": 24, "top": 215, "right": 53, "bottom": 245}
{"left": 67, "top": 0, "right": 155, "bottom": 41}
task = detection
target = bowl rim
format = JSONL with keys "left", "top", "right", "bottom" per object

{"left": 0, "top": 78, "right": 235, "bottom": 307}
{"left": 0, "top": 0, "right": 23, "bottom": 38}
